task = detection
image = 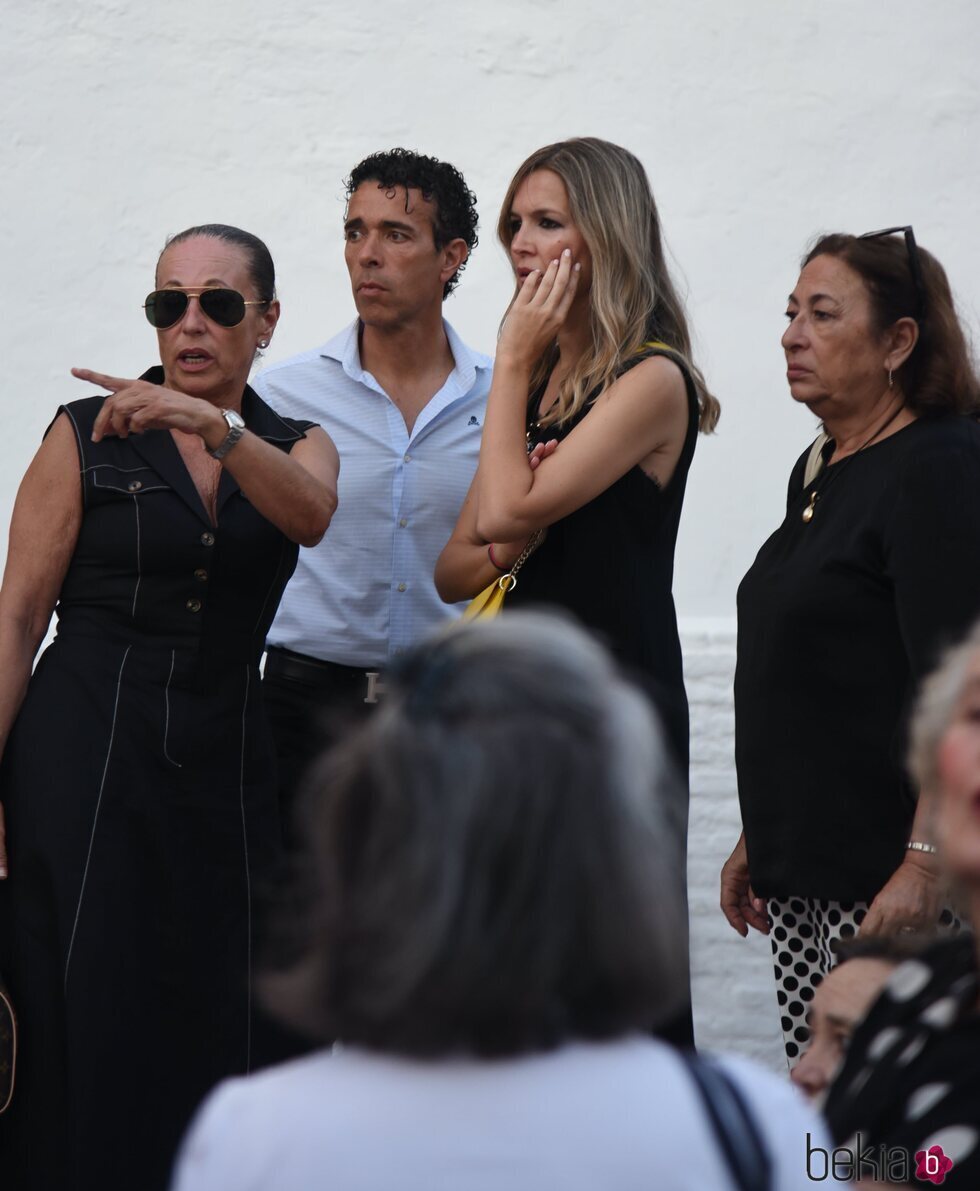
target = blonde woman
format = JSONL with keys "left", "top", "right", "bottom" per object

{"left": 436, "top": 137, "right": 718, "bottom": 778}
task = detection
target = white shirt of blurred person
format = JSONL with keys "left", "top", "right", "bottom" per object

{"left": 791, "top": 957, "right": 898, "bottom": 1106}
{"left": 174, "top": 614, "right": 830, "bottom": 1191}
{"left": 255, "top": 149, "right": 491, "bottom": 809}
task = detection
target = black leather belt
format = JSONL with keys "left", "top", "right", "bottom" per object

{"left": 264, "top": 646, "right": 386, "bottom": 704}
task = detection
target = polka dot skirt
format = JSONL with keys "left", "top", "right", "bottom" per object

{"left": 768, "top": 897, "right": 870, "bottom": 1065}
{"left": 767, "top": 897, "right": 959, "bottom": 1067}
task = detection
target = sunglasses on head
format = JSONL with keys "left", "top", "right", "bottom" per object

{"left": 858, "top": 225, "right": 925, "bottom": 319}
{"left": 143, "top": 288, "right": 267, "bottom": 329}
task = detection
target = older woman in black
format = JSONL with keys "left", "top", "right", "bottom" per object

{"left": 721, "top": 229, "right": 980, "bottom": 1065}
{"left": 0, "top": 225, "right": 338, "bottom": 1190}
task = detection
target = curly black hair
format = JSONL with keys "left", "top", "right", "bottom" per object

{"left": 345, "top": 148, "right": 479, "bottom": 299}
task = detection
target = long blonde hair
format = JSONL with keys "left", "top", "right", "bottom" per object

{"left": 498, "top": 138, "right": 719, "bottom": 433}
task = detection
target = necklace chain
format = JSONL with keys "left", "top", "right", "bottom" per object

{"left": 802, "top": 404, "right": 906, "bottom": 524}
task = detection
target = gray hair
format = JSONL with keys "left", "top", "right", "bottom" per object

{"left": 262, "top": 611, "right": 688, "bottom": 1055}
{"left": 908, "top": 618, "right": 980, "bottom": 792}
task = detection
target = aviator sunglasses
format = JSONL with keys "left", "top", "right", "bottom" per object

{"left": 143, "top": 287, "right": 267, "bottom": 329}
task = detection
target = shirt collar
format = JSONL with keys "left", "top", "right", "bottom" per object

{"left": 319, "top": 318, "right": 491, "bottom": 391}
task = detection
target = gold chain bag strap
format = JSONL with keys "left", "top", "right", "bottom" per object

{"left": 0, "top": 972, "right": 16, "bottom": 1113}
{"left": 464, "top": 340, "right": 675, "bottom": 624}
{"left": 462, "top": 529, "right": 543, "bottom": 622}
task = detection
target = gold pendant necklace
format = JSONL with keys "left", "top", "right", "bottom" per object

{"left": 801, "top": 402, "right": 907, "bottom": 525}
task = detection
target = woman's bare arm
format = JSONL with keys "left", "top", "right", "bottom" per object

{"left": 435, "top": 468, "right": 539, "bottom": 604}
{"left": 476, "top": 351, "right": 688, "bottom": 543}
{"left": 474, "top": 254, "right": 688, "bottom": 543}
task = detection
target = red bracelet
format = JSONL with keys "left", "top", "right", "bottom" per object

{"left": 487, "top": 543, "right": 509, "bottom": 572}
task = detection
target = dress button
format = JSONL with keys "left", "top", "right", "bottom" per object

{"left": 399, "top": 518, "right": 408, "bottom": 528}
{"left": 127, "top": 480, "right": 142, "bottom": 492}
{"left": 201, "top": 532, "right": 215, "bottom": 546}
{"left": 186, "top": 598, "right": 202, "bottom": 613}
{"left": 194, "top": 569, "right": 208, "bottom": 582}
{"left": 397, "top": 582, "right": 407, "bottom": 592}
{"left": 403, "top": 454, "right": 411, "bottom": 463}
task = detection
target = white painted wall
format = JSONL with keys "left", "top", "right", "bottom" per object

{"left": 4, "top": 1, "right": 979, "bottom": 1069}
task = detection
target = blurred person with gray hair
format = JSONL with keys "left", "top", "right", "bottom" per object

{"left": 173, "top": 613, "right": 827, "bottom": 1191}
{"left": 821, "top": 618, "right": 980, "bottom": 1186}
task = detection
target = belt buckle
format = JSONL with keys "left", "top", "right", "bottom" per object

{"left": 364, "top": 671, "right": 386, "bottom": 705}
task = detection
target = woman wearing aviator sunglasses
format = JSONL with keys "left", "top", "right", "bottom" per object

{"left": 721, "top": 228, "right": 980, "bottom": 1069}
{"left": 0, "top": 224, "right": 338, "bottom": 1190}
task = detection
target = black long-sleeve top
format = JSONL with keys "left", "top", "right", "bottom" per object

{"left": 735, "top": 415, "right": 980, "bottom": 901}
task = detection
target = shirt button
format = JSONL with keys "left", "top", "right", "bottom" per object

{"left": 201, "top": 532, "right": 215, "bottom": 546}
{"left": 127, "top": 480, "right": 142, "bottom": 492}
{"left": 399, "top": 518, "right": 408, "bottom": 528}
{"left": 186, "top": 598, "right": 202, "bottom": 613}
{"left": 194, "top": 569, "right": 208, "bottom": 582}
{"left": 397, "top": 582, "right": 407, "bottom": 592}
{"left": 403, "top": 454, "right": 411, "bottom": 463}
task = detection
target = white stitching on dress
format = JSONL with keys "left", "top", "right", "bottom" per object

{"left": 93, "top": 479, "right": 169, "bottom": 495}
{"left": 258, "top": 406, "right": 305, "bottom": 442}
{"left": 163, "top": 650, "right": 182, "bottom": 767}
{"left": 239, "top": 665, "right": 252, "bottom": 1071}
{"left": 61, "top": 405, "right": 87, "bottom": 511}
{"left": 82, "top": 464, "right": 153, "bottom": 474}
{"left": 84, "top": 466, "right": 168, "bottom": 494}
{"left": 131, "top": 496, "right": 142, "bottom": 618}
{"left": 252, "top": 538, "right": 287, "bottom": 635}
{"left": 64, "top": 645, "right": 131, "bottom": 990}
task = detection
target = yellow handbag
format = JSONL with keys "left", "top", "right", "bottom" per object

{"left": 464, "top": 341, "right": 672, "bottom": 623}
{"left": 463, "top": 530, "right": 542, "bottom": 621}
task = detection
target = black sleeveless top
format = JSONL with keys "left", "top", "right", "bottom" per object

{"left": 508, "top": 347, "right": 700, "bottom": 769}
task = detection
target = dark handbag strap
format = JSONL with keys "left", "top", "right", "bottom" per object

{"left": 679, "top": 1052, "right": 772, "bottom": 1191}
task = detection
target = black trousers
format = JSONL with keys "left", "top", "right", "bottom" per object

{"left": 259, "top": 648, "right": 385, "bottom": 1060}
{"left": 262, "top": 647, "right": 382, "bottom": 835}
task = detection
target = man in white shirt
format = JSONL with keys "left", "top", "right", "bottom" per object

{"left": 254, "top": 149, "right": 491, "bottom": 811}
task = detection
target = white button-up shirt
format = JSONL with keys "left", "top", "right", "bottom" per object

{"left": 252, "top": 319, "right": 491, "bottom": 667}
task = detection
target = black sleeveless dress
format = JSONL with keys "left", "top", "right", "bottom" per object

{"left": 0, "top": 373, "right": 314, "bottom": 1190}
{"left": 510, "top": 347, "right": 700, "bottom": 774}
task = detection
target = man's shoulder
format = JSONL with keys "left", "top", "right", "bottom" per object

{"left": 254, "top": 330, "right": 351, "bottom": 388}
{"left": 250, "top": 327, "right": 357, "bottom": 423}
